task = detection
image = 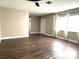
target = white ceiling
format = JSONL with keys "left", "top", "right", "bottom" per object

{"left": 0, "top": 0, "right": 79, "bottom": 15}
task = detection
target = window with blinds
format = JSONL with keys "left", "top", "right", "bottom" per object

{"left": 56, "top": 11, "right": 79, "bottom": 32}
{"left": 56, "top": 13, "right": 67, "bottom": 32}
{"left": 68, "top": 11, "right": 79, "bottom": 32}
{"left": 56, "top": 11, "right": 79, "bottom": 42}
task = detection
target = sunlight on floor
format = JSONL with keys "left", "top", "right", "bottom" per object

{"left": 51, "top": 41, "right": 78, "bottom": 59}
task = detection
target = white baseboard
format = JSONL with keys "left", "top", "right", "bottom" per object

{"left": 40, "top": 33, "right": 56, "bottom": 37}
{"left": 1, "top": 33, "right": 79, "bottom": 44}
{"left": 1, "top": 36, "right": 28, "bottom": 40}
{"left": 30, "top": 32, "right": 40, "bottom": 34}
{"left": 56, "top": 36, "right": 64, "bottom": 40}
{"left": 41, "top": 33, "right": 64, "bottom": 39}
{"left": 67, "top": 39, "right": 79, "bottom": 44}
{"left": 40, "top": 33, "right": 79, "bottom": 43}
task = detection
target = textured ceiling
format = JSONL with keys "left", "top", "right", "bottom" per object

{"left": 0, "top": 0, "right": 79, "bottom": 15}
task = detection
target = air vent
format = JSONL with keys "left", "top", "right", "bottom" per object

{"left": 46, "top": 1, "right": 52, "bottom": 4}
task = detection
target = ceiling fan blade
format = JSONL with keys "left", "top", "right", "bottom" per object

{"left": 35, "top": 2, "right": 40, "bottom": 7}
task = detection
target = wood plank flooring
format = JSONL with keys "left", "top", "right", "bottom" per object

{"left": 0, "top": 34, "right": 79, "bottom": 59}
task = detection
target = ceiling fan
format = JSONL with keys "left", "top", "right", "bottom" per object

{"left": 26, "top": 0, "right": 52, "bottom": 7}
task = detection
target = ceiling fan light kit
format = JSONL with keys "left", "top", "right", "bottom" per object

{"left": 46, "top": 1, "right": 52, "bottom": 4}
{"left": 27, "top": 0, "right": 52, "bottom": 7}
{"left": 35, "top": 2, "right": 40, "bottom": 7}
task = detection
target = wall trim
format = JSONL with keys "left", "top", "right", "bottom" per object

{"left": 1, "top": 33, "right": 79, "bottom": 44}
{"left": 40, "top": 33, "right": 56, "bottom": 38}
{"left": 56, "top": 36, "right": 65, "bottom": 40}
{"left": 41, "top": 33, "right": 64, "bottom": 39}
{"left": 40, "top": 33, "right": 79, "bottom": 44}
{"left": 30, "top": 32, "right": 40, "bottom": 34}
{"left": 67, "top": 39, "right": 79, "bottom": 44}
{"left": 1, "top": 36, "right": 28, "bottom": 40}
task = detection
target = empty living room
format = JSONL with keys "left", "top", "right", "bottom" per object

{"left": 0, "top": 0, "right": 79, "bottom": 59}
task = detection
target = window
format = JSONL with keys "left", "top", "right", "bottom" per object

{"left": 56, "top": 11, "right": 79, "bottom": 32}
{"left": 68, "top": 13, "right": 79, "bottom": 32}
{"left": 56, "top": 13, "right": 67, "bottom": 32}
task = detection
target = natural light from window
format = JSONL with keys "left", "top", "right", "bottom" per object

{"left": 56, "top": 13, "right": 79, "bottom": 33}
{"left": 68, "top": 15, "right": 79, "bottom": 32}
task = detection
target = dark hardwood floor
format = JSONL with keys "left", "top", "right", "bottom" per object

{"left": 0, "top": 34, "right": 79, "bottom": 59}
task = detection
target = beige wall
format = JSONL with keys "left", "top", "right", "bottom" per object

{"left": 0, "top": 7, "right": 29, "bottom": 39}
{"left": 30, "top": 16, "right": 40, "bottom": 33}
{"left": 0, "top": 8, "right": 1, "bottom": 41}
